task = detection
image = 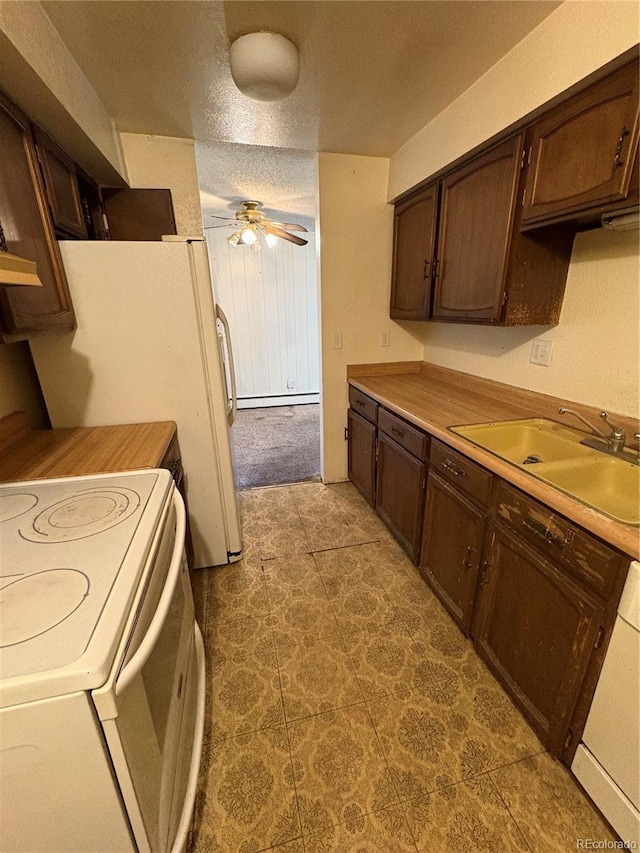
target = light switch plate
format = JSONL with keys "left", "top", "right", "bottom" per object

{"left": 530, "top": 339, "right": 553, "bottom": 366}
{"left": 332, "top": 331, "right": 343, "bottom": 349}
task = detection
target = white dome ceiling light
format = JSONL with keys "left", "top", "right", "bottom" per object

{"left": 229, "top": 32, "right": 299, "bottom": 102}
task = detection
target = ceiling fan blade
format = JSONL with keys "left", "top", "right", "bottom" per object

{"left": 269, "top": 221, "right": 308, "bottom": 233}
{"left": 264, "top": 225, "right": 308, "bottom": 246}
{"left": 204, "top": 224, "right": 235, "bottom": 230}
{"left": 207, "top": 214, "right": 235, "bottom": 221}
{"left": 283, "top": 223, "right": 309, "bottom": 233}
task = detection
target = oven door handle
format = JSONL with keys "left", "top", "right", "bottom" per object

{"left": 171, "top": 622, "right": 206, "bottom": 853}
{"left": 115, "top": 490, "right": 186, "bottom": 697}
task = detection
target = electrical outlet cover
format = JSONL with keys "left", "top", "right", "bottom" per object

{"left": 530, "top": 339, "right": 553, "bottom": 366}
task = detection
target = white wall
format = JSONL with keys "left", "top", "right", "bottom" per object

{"left": 119, "top": 134, "right": 203, "bottom": 236}
{"left": 318, "top": 153, "right": 424, "bottom": 482}
{"left": 389, "top": 1, "right": 640, "bottom": 199}
{"left": 0, "top": 0, "right": 125, "bottom": 182}
{"left": 206, "top": 227, "right": 320, "bottom": 403}
{"left": 409, "top": 229, "right": 639, "bottom": 417}
{"left": 0, "top": 343, "right": 48, "bottom": 427}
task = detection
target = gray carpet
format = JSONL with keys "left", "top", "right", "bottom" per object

{"left": 232, "top": 404, "right": 321, "bottom": 489}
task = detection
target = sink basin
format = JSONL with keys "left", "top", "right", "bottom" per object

{"left": 450, "top": 418, "right": 599, "bottom": 465}
{"left": 450, "top": 418, "right": 640, "bottom": 525}
{"left": 537, "top": 456, "right": 640, "bottom": 526}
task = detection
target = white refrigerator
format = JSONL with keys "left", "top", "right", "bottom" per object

{"left": 29, "top": 237, "right": 242, "bottom": 570}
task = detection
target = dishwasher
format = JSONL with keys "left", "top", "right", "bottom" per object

{"left": 572, "top": 560, "right": 640, "bottom": 846}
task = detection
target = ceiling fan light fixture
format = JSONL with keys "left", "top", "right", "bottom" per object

{"left": 227, "top": 231, "right": 241, "bottom": 247}
{"left": 229, "top": 32, "right": 299, "bottom": 102}
{"left": 240, "top": 225, "right": 257, "bottom": 245}
{"left": 264, "top": 232, "right": 279, "bottom": 248}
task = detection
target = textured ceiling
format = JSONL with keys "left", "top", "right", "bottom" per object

{"left": 40, "top": 0, "right": 561, "bottom": 224}
{"left": 41, "top": 0, "right": 561, "bottom": 157}
{"left": 196, "top": 141, "right": 317, "bottom": 224}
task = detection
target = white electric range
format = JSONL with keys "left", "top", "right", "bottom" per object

{"left": 0, "top": 470, "right": 205, "bottom": 853}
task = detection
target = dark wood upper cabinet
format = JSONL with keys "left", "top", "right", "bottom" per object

{"left": 521, "top": 61, "right": 639, "bottom": 229}
{"left": 432, "top": 135, "right": 522, "bottom": 323}
{"left": 419, "top": 472, "right": 487, "bottom": 635}
{"left": 391, "top": 55, "right": 640, "bottom": 327}
{"left": 390, "top": 183, "right": 439, "bottom": 320}
{"left": 395, "top": 133, "right": 574, "bottom": 327}
{"left": 473, "top": 524, "right": 604, "bottom": 755}
{"left": 347, "top": 408, "right": 377, "bottom": 507}
{"left": 102, "top": 188, "right": 176, "bottom": 241}
{"left": 34, "top": 128, "right": 88, "bottom": 239}
{"left": 0, "top": 94, "right": 75, "bottom": 339}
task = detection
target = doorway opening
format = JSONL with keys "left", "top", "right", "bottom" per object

{"left": 196, "top": 142, "right": 321, "bottom": 489}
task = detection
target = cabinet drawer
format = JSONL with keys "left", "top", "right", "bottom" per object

{"left": 430, "top": 440, "right": 492, "bottom": 505}
{"left": 378, "top": 408, "right": 428, "bottom": 461}
{"left": 495, "top": 482, "right": 622, "bottom": 598}
{"left": 349, "top": 386, "right": 378, "bottom": 425}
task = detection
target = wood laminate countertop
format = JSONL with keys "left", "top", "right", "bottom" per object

{"left": 0, "top": 413, "right": 176, "bottom": 482}
{"left": 348, "top": 362, "right": 640, "bottom": 560}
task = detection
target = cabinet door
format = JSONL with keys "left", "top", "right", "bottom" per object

{"left": 347, "top": 408, "right": 377, "bottom": 507}
{"left": 390, "top": 183, "right": 438, "bottom": 321}
{"left": 34, "top": 128, "right": 88, "bottom": 238}
{"left": 376, "top": 432, "right": 426, "bottom": 563}
{"left": 432, "top": 135, "right": 522, "bottom": 323}
{"left": 419, "top": 472, "right": 486, "bottom": 634}
{"left": 522, "top": 62, "right": 639, "bottom": 227}
{"left": 0, "top": 95, "right": 75, "bottom": 338}
{"left": 474, "top": 525, "right": 604, "bottom": 755}
{"left": 102, "top": 188, "right": 176, "bottom": 240}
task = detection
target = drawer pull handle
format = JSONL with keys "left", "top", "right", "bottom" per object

{"left": 522, "top": 518, "right": 566, "bottom": 549}
{"left": 390, "top": 426, "right": 405, "bottom": 438}
{"left": 463, "top": 545, "right": 476, "bottom": 570}
{"left": 356, "top": 399, "right": 366, "bottom": 407}
{"left": 442, "top": 459, "right": 466, "bottom": 478}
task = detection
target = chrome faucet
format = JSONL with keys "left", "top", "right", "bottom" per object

{"left": 558, "top": 407, "right": 632, "bottom": 457}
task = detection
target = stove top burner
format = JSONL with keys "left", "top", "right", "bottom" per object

{"left": 0, "top": 569, "right": 90, "bottom": 647}
{"left": 20, "top": 487, "right": 141, "bottom": 543}
{"left": 0, "top": 494, "right": 38, "bottom": 523}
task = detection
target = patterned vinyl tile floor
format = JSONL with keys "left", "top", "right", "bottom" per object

{"left": 189, "top": 482, "right": 615, "bottom": 853}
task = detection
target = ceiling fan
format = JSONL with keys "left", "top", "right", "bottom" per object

{"left": 206, "top": 201, "right": 308, "bottom": 249}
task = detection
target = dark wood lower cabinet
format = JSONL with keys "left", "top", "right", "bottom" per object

{"left": 347, "top": 408, "right": 376, "bottom": 507}
{"left": 419, "top": 472, "right": 487, "bottom": 634}
{"left": 375, "top": 432, "right": 426, "bottom": 563}
{"left": 345, "top": 383, "right": 630, "bottom": 766}
{"left": 473, "top": 524, "right": 605, "bottom": 754}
